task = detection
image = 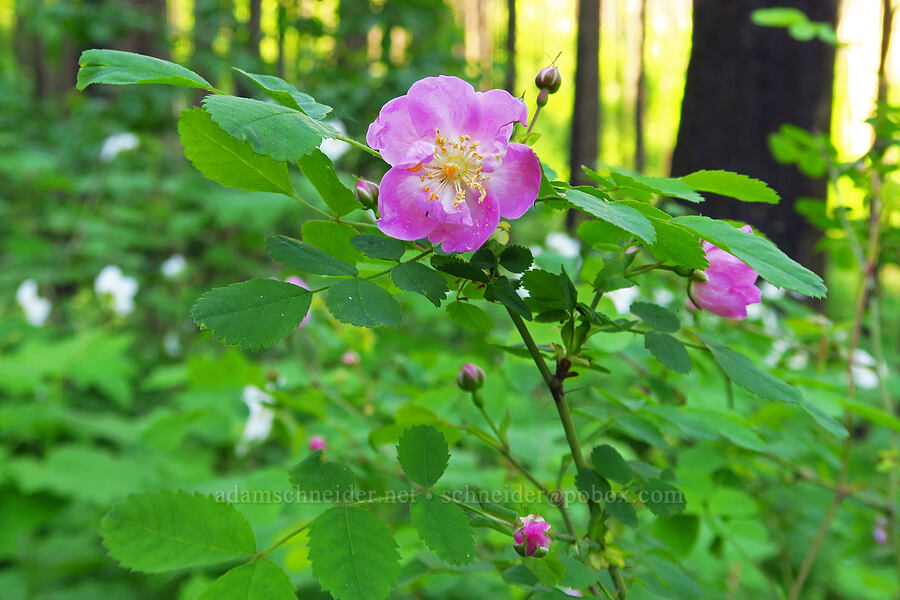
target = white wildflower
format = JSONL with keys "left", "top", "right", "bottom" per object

{"left": 16, "top": 280, "right": 51, "bottom": 326}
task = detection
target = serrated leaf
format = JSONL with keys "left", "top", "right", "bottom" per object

{"left": 640, "top": 479, "right": 686, "bottom": 517}
{"left": 558, "top": 555, "right": 600, "bottom": 589}
{"left": 647, "top": 219, "right": 709, "bottom": 270}
{"left": 524, "top": 553, "right": 566, "bottom": 587}
{"left": 391, "top": 262, "right": 449, "bottom": 307}
{"left": 604, "top": 168, "right": 705, "bottom": 203}
{"left": 521, "top": 269, "right": 576, "bottom": 312}
{"left": 302, "top": 220, "right": 365, "bottom": 264}
{"left": 590, "top": 444, "right": 632, "bottom": 484}
{"left": 198, "top": 559, "right": 296, "bottom": 600}
{"left": 233, "top": 68, "right": 331, "bottom": 118}
{"left": 644, "top": 332, "right": 692, "bottom": 374}
{"left": 575, "top": 467, "right": 611, "bottom": 499}
{"left": 631, "top": 302, "right": 680, "bottom": 332}
{"left": 674, "top": 216, "right": 826, "bottom": 297}
{"left": 203, "top": 96, "right": 339, "bottom": 162}
{"left": 297, "top": 149, "right": 359, "bottom": 216}
{"left": 566, "top": 189, "right": 656, "bottom": 243}
{"left": 266, "top": 235, "right": 357, "bottom": 276}
{"left": 410, "top": 495, "right": 474, "bottom": 566}
{"left": 486, "top": 276, "right": 532, "bottom": 320}
{"left": 397, "top": 425, "right": 450, "bottom": 488}
{"left": 191, "top": 279, "right": 312, "bottom": 349}
{"left": 77, "top": 49, "right": 213, "bottom": 91}
{"left": 289, "top": 450, "right": 356, "bottom": 499}
{"left": 500, "top": 245, "right": 533, "bottom": 273}
{"left": 681, "top": 170, "right": 779, "bottom": 204}
{"left": 445, "top": 301, "right": 492, "bottom": 332}
{"left": 100, "top": 490, "right": 256, "bottom": 573}
{"left": 699, "top": 335, "right": 801, "bottom": 403}
{"left": 326, "top": 279, "right": 401, "bottom": 327}
{"left": 350, "top": 234, "right": 406, "bottom": 261}
{"left": 308, "top": 506, "right": 400, "bottom": 600}
{"left": 178, "top": 108, "right": 293, "bottom": 195}
{"left": 430, "top": 255, "right": 488, "bottom": 282}
{"left": 605, "top": 495, "right": 638, "bottom": 528}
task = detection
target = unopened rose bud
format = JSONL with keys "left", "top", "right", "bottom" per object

{"left": 690, "top": 270, "right": 709, "bottom": 283}
{"left": 513, "top": 514, "right": 552, "bottom": 558}
{"left": 536, "top": 89, "right": 549, "bottom": 108}
{"left": 456, "top": 363, "right": 485, "bottom": 392}
{"left": 354, "top": 179, "right": 379, "bottom": 209}
{"left": 309, "top": 435, "right": 326, "bottom": 451}
{"left": 535, "top": 66, "right": 562, "bottom": 94}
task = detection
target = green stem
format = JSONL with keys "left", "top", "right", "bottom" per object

{"left": 290, "top": 192, "right": 334, "bottom": 219}
{"left": 337, "top": 135, "right": 382, "bottom": 158}
{"left": 259, "top": 520, "right": 312, "bottom": 557}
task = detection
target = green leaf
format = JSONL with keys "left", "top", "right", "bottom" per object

{"left": 350, "top": 234, "right": 406, "bottom": 261}
{"left": 751, "top": 7, "right": 808, "bottom": 27}
{"left": 289, "top": 450, "right": 356, "bottom": 498}
{"left": 396, "top": 425, "right": 450, "bottom": 488}
{"left": 644, "top": 332, "right": 692, "bottom": 374}
{"left": 198, "top": 559, "right": 296, "bottom": 600}
{"left": 391, "top": 262, "right": 449, "bottom": 307}
{"left": 431, "top": 255, "right": 488, "bottom": 282}
{"left": 597, "top": 167, "right": 705, "bottom": 203}
{"left": 326, "top": 279, "right": 401, "bottom": 327}
{"left": 674, "top": 215, "right": 826, "bottom": 297}
{"left": 800, "top": 398, "right": 848, "bottom": 438}
{"left": 302, "top": 220, "right": 365, "bottom": 265}
{"left": 575, "top": 467, "right": 611, "bottom": 498}
{"left": 699, "top": 335, "right": 801, "bottom": 403}
{"left": 100, "top": 490, "right": 256, "bottom": 573}
{"left": 500, "top": 245, "right": 534, "bottom": 273}
{"left": 410, "top": 495, "right": 474, "bottom": 566}
{"left": 841, "top": 400, "right": 900, "bottom": 432}
{"left": 486, "top": 277, "right": 532, "bottom": 320}
{"left": 191, "top": 279, "right": 312, "bottom": 349}
{"left": 297, "top": 149, "right": 359, "bottom": 216}
{"left": 525, "top": 553, "right": 567, "bottom": 587}
{"left": 232, "top": 68, "right": 331, "bottom": 118}
{"left": 308, "top": 506, "right": 400, "bottom": 600}
{"left": 605, "top": 495, "right": 638, "bottom": 528}
{"left": 445, "top": 301, "right": 493, "bottom": 332}
{"left": 640, "top": 479, "right": 686, "bottom": 517}
{"left": 591, "top": 444, "right": 633, "bottom": 484}
{"left": 77, "top": 49, "right": 214, "bottom": 91}
{"left": 178, "top": 108, "right": 293, "bottom": 196}
{"left": 630, "top": 302, "right": 680, "bottom": 332}
{"left": 647, "top": 219, "right": 709, "bottom": 270}
{"left": 266, "top": 235, "right": 357, "bottom": 276}
{"left": 521, "top": 270, "right": 576, "bottom": 312}
{"left": 559, "top": 555, "right": 600, "bottom": 589}
{"left": 566, "top": 189, "right": 656, "bottom": 244}
{"left": 680, "top": 170, "right": 780, "bottom": 204}
{"left": 203, "top": 96, "right": 339, "bottom": 162}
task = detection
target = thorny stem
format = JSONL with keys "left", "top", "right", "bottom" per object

{"left": 505, "top": 307, "right": 628, "bottom": 598}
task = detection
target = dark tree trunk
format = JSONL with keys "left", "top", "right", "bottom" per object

{"left": 505, "top": 0, "right": 516, "bottom": 94}
{"left": 670, "top": 0, "right": 837, "bottom": 272}
{"left": 569, "top": 0, "right": 600, "bottom": 186}
{"left": 634, "top": 0, "right": 646, "bottom": 172}
{"left": 248, "top": 0, "right": 262, "bottom": 60}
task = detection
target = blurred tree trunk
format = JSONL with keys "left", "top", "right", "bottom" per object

{"left": 505, "top": 0, "right": 516, "bottom": 93}
{"left": 248, "top": 0, "right": 262, "bottom": 60}
{"left": 670, "top": 0, "right": 838, "bottom": 271}
{"left": 634, "top": 0, "right": 646, "bottom": 172}
{"left": 569, "top": 0, "right": 601, "bottom": 184}
{"left": 127, "top": 0, "right": 168, "bottom": 58}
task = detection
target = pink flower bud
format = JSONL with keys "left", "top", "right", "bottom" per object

{"left": 341, "top": 350, "right": 361, "bottom": 366}
{"left": 535, "top": 66, "right": 562, "bottom": 93}
{"left": 690, "top": 225, "right": 762, "bottom": 320}
{"left": 354, "top": 179, "right": 379, "bottom": 209}
{"left": 309, "top": 435, "right": 326, "bottom": 451}
{"left": 513, "top": 514, "right": 552, "bottom": 557}
{"left": 286, "top": 276, "right": 311, "bottom": 327}
{"left": 456, "top": 363, "right": 485, "bottom": 392}
{"left": 874, "top": 516, "right": 889, "bottom": 545}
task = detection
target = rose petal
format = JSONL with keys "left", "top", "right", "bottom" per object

{"left": 376, "top": 167, "right": 440, "bottom": 241}
{"left": 427, "top": 190, "right": 500, "bottom": 252}
{"left": 486, "top": 142, "right": 541, "bottom": 219}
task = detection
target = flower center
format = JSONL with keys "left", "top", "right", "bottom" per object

{"left": 410, "top": 128, "right": 489, "bottom": 209}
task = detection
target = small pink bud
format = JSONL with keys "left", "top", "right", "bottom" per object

{"left": 456, "top": 363, "right": 485, "bottom": 392}
{"left": 535, "top": 66, "right": 562, "bottom": 94}
{"left": 309, "top": 435, "right": 326, "bottom": 451}
{"left": 513, "top": 514, "right": 552, "bottom": 557}
{"left": 355, "top": 179, "right": 379, "bottom": 209}
{"left": 341, "top": 350, "right": 361, "bottom": 366}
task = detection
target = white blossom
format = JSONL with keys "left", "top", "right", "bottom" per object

{"left": 94, "top": 265, "right": 138, "bottom": 316}
{"left": 319, "top": 119, "right": 350, "bottom": 161}
{"left": 544, "top": 232, "right": 581, "bottom": 259}
{"left": 607, "top": 286, "right": 639, "bottom": 314}
{"left": 851, "top": 349, "right": 880, "bottom": 390}
{"left": 99, "top": 132, "right": 139, "bottom": 163}
{"left": 237, "top": 385, "right": 275, "bottom": 454}
{"left": 160, "top": 254, "right": 186, "bottom": 278}
{"left": 16, "top": 279, "right": 51, "bottom": 326}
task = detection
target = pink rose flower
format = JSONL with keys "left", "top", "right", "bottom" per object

{"left": 366, "top": 76, "right": 541, "bottom": 252}
{"left": 309, "top": 435, "right": 326, "bottom": 451}
{"left": 513, "top": 514, "right": 552, "bottom": 558}
{"left": 286, "top": 276, "right": 311, "bottom": 327}
{"left": 691, "top": 225, "right": 762, "bottom": 320}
